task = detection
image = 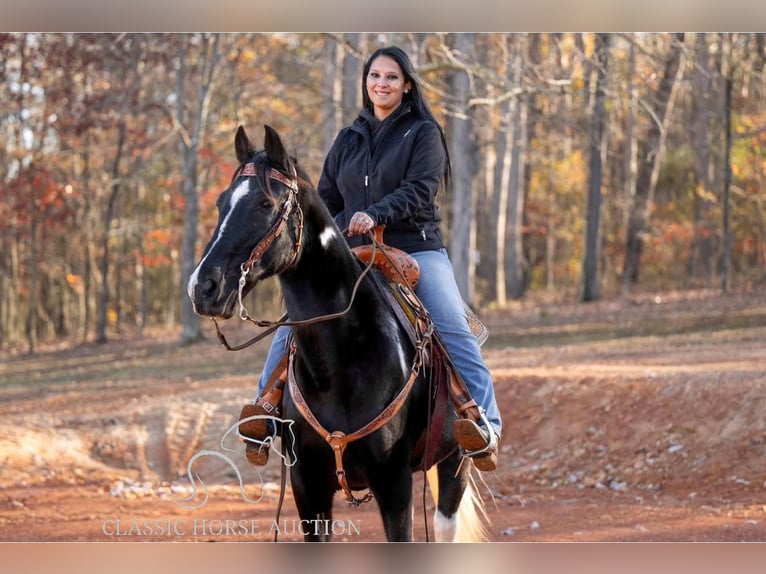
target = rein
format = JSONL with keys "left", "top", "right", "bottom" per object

{"left": 212, "top": 231, "right": 378, "bottom": 352}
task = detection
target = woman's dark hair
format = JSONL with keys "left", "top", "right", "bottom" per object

{"left": 362, "top": 46, "right": 452, "bottom": 189}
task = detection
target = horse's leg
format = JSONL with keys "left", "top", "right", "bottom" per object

{"left": 370, "top": 467, "right": 413, "bottom": 541}
{"left": 290, "top": 463, "right": 336, "bottom": 542}
{"left": 431, "top": 452, "right": 467, "bottom": 541}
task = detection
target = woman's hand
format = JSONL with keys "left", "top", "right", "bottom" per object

{"left": 347, "top": 211, "right": 376, "bottom": 236}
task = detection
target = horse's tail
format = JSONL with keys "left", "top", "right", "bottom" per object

{"left": 426, "top": 463, "right": 490, "bottom": 542}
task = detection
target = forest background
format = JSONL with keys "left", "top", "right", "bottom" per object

{"left": 1, "top": 32, "right": 764, "bottom": 351}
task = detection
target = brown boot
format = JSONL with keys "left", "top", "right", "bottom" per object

{"left": 453, "top": 418, "right": 499, "bottom": 472}
{"left": 239, "top": 402, "right": 276, "bottom": 466}
{"left": 238, "top": 362, "right": 287, "bottom": 466}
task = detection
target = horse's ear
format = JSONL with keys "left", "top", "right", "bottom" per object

{"left": 263, "top": 125, "right": 290, "bottom": 172}
{"left": 235, "top": 125, "right": 255, "bottom": 164}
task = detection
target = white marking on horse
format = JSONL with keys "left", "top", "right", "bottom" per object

{"left": 318, "top": 225, "right": 338, "bottom": 249}
{"left": 395, "top": 334, "right": 408, "bottom": 379}
{"left": 187, "top": 179, "right": 252, "bottom": 302}
{"left": 433, "top": 509, "right": 457, "bottom": 542}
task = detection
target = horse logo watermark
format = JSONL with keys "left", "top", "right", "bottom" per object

{"left": 173, "top": 414, "right": 297, "bottom": 509}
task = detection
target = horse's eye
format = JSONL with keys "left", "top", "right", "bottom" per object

{"left": 259, "top": 199, "right": 273, "bottom": 210}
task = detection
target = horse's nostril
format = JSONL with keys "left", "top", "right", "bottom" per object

{"left": 201, "top": 278, "right": 218, "bottom": 298}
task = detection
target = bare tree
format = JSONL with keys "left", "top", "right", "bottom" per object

{"left": 495, "top": 34, "right": 528, "bottom": 302}
{"left": 689, "top": 33, "right": 717, "bottom": 285}
{"left": 623, "top": 33, "right": 685, "bottom": 289}
{"left": 95, "top": 121, "right": 126, "bottom": 343}
{"left": 321, "top": 35, "right": 340, "bottom": 155}
{"left": 446, "top": 33, "right": 479, "bottom": 303}
{"left": 581, "top": 33, "right": 610, "bottom": 302}
{"left": 341, "top": 33, "right": 362, "bottom": 125}
{"left": 176, "top": 33, "right": 222, "bottom": 345}
{"left": 721, "top": 33, "right": 734, "bottom": 294}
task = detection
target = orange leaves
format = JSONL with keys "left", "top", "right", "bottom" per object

{"left": 145, "top": 228, "right": 173, "bottom": 246}
{"left": 66, "top": 273, "right": 84, "bottom": 295}
{"left": 655, "top": 221, "right": 694, "bottom": 246}
{"left": 2, "top": 166, "right": 77, "bottom": 231}
{"left": 139, "top": 228, "right": 176, "bottom": 268}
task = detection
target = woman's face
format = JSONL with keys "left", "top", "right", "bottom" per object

{"left": 366, "top": 55, "right": 412, "bottom": 121}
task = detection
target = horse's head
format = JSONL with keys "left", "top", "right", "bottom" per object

{"left": 187, "top": 125, "right": 304, "bottom": 319}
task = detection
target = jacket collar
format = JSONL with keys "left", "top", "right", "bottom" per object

{"left": 354, "top": 103, "right": 412, "bottom": 136}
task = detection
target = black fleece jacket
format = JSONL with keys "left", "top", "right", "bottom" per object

{"left": 317, "top": 103, "right": 447, "bottom": 254}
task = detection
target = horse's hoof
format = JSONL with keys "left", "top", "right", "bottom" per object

{"left": 453, "top": 419, "right": 498, "bottom": 472}
{"left": 245, "top": 442, "right": 270, "bottom": 466}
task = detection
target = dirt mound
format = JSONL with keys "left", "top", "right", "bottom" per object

{"left": 0, "top": 425, "right": 108, "bottom": 486}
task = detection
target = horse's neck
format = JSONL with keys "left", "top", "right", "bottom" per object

{"left": 281, "top": 216, "right": 362, "bottom": 320}
{"left": 279, "top": 216, "right": 381, "bottom": 391}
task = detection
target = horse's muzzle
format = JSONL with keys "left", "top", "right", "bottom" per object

{"left": 189, "top": 266, "right": 237, "bottom": 319}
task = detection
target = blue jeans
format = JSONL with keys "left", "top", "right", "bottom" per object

{"left": 256, "top": 248, "right": 502, "bottom": 437}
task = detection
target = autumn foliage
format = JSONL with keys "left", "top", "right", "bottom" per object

{"left": 1, "top": 33, "right": 764, "bottom": 351}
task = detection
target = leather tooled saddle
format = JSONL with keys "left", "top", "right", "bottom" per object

{"left": 351, "top": 226, "right": 488, "bottom": 470}
{"left": 351, "top": 226, "right": 488, "bottom": 347}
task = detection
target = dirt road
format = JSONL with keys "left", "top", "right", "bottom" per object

{"left": 1, "top": 289, "right": 765, "bottom": 542}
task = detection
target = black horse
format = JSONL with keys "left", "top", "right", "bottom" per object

{"left": 188, "top": 125, "right": 487, "bottom": 542}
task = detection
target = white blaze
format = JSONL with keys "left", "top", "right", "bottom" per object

{"left": 187, "top": 179, "right": 252, "bottom": 301}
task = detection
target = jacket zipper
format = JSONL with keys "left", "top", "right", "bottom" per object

{"left": 364, "top": 175, "right": 370, "bottom": 212}
{"left": 364, "top": 173, "right": 371, "bottom": 244}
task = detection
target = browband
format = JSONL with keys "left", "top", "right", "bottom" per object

{"left": 234, "top": 162, "right": 297, "bottom": 190}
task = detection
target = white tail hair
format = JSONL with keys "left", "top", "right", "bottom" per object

{"left": 426, "top": 462, "right": 490, "bottom": 542}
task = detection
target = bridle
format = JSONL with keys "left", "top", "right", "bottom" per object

{"left": 210, "top": 160, "right": 378, "bottom": 351}
{"left": 234, "top": 160, "right": 304, "bottom": 298}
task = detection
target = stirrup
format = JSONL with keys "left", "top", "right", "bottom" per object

{"left": 453, "top": 409, "right": 499, "bottom": 472}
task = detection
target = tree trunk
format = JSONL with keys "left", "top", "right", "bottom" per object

{"left": 623, "top": 37, "right": 638, "bottom": 272}
{"left": 505, "top": 35, "right": 528, "bottom": 300}
{"left": 341, "top": 33, "right": 361, "bottom": 125}
{"left": 96, "top": 121, "right": 126, "bottom": 344}
{"left": 25, "top": 209, "right": 38, "bottom": 354}
{"left": 178, "top": 33, "right": 221, "bottom": 345}
{"left": 321, "top": 35, "right": 340, "bottom": 155}
{"left": 524, "top": 35, "right": 541, "bottom": 296}
{"left": 690, "top": 33, "right": 717, "bottom": 285}
{"left": 581, "top": 33, "right": 610, "bottom": 302}
{"left": 474, "top": 35, "right": 497, "bottom": 305}
{"left": 623, "top": 33, "right": 685, "bottom": 289}
{"left": 721, "top": 70, "right": 733, "bottom": 294}
{"left": 493, "top": 41, "right": 511, "bottom": 306}
{"left": 447, "top": 33, "right": 478, "bottom": 304}
{"left": 494, "top": 36, "right": 528, "bottom": 304}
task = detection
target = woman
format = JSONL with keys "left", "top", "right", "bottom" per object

{"left": 241, "top": 46, "right": 502, "bottom": 471}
